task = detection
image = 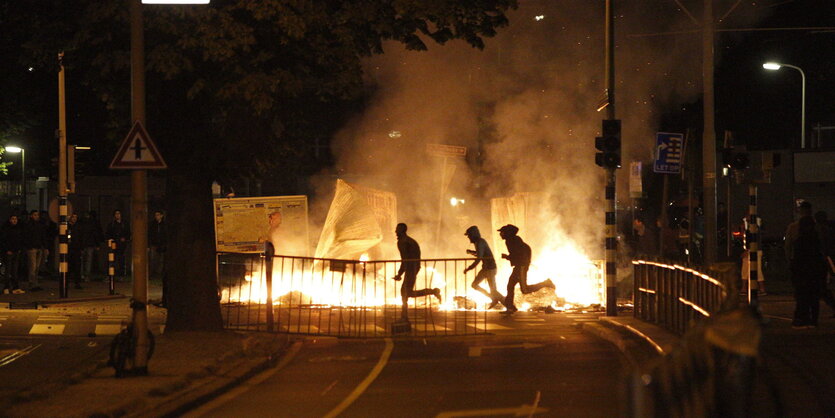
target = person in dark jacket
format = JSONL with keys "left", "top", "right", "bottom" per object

{"left": 76, "top": 211, "right": 103, "bottom": 281}
{"left": 393, "top": 223, "right": 440, "bottom": 322}
{"left": 498, "top": 224, "right": 554, "bottom": 315}
{"left": 67, "top": 213, "right": 84, "bottom": 289}
{"left": 106, "top": 210, "right": 131, "bottom": 278}
{"left": 148, "top": 210, "right": 167, "bottom": 279}
{"left": 22, "top": 210, "right": 47, "bottom": 291}
{"left": 785, "top": 202, "right": 830, "bottom": 328}
{"left": 149, "top": 210, "right": 168, "bottom": 307}
{"left": 1, "top": 214, "right": 26, "bottom": 294}
{"left": 463, "top": 225, "right": 503, "bottom": 309}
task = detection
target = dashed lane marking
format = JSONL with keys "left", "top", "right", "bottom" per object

{"left": 29, "top": 324, "right": 66, "bottom": 335}
{"left": 94, "top": 324, "right": 124, "bottom": 336}
{"left": 483, "top": 323, "right": 511, "bottom": 330}
{"left": 514, "top": 318, "right": 545, "bottom": 322}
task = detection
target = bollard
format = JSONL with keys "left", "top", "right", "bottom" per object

{"left": 264, "top": 242, "right": 274, "bottom": 332}
{"left": 108, "top": 239, "right": 115, "bottom": 295}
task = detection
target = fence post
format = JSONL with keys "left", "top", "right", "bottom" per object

{"left": 264, "top": 242, "right": 274, "bottom": 332}
{"left": 107, "top": 239, "right": 115, "bottom": 295}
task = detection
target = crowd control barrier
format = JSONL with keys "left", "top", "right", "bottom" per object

{"left": 217, "top": 252, "right": 488, "bottom": 338}
{"left": 632, "top": 260, "right": 728, "bottom": 335}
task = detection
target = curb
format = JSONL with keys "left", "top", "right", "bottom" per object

{"left": 580, "top": 321, "right": 667, "bottom": 372}
{"left": 40, "top": 294, "right": 127, "bottom": 306}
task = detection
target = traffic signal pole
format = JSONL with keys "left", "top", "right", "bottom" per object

{"left": 604, "top": 0, "right": 617, "bottom": 316}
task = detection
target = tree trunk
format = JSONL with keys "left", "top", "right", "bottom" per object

{"left": 164, "top": 167, "right": 223, "bottom": 331}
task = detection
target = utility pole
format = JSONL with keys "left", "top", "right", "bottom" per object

{"left": 702, "top": 0, "right": 718, "bottom": 265}
{"left": 604, "top": 0, "right": 618, "bottom": 316}
{"left": 129, "top": 0, "right": 150, "bottom": 375}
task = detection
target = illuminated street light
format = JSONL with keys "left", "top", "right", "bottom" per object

{"left": 5, "top": 146, "right": 25, "bottom": 210}
{"left": 763, "top": 62, "right": 806, "bottom": 148}
{"left": 450, "top": 197, "right": 465, "bottom": 207}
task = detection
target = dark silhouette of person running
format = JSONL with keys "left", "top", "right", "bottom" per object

{"left": 498, "top": 224, "right": 554, "bottom": 315}
{"left": 463, "top": 225, "right": 504, "bottom": 309}
{"left": 393, "top": 223, "right": 441, "bottom": 322}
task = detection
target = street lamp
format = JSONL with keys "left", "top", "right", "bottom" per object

{"left": 5, "top": 146, "right": 25, "bottom": 210}
{"left": 763, "top": 62, "right": 806, "bottom": 149}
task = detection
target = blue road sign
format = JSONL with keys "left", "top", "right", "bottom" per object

{"left": 654, "top": 132, "right": 683, "bottom": 174}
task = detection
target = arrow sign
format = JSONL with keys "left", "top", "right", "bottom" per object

{"left": 468, "top": 342, "right": 544, "bottom": 357}
{"left": 109, "top": 121, "right": 167, "bottom": 169}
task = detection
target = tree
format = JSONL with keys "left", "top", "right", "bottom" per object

{"left": 8, "top": 0, "right": 517, "bottom": 331}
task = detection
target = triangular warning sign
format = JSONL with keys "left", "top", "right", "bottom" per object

{"left": 109, "top": 121, "right": 167, "bottom": 169}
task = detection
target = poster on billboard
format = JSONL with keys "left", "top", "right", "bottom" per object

{"left": 314, "top": 179, "right": 397, "bottom": 260}
{"left": 213, "top": 195, "right": 309, "bottom": 255}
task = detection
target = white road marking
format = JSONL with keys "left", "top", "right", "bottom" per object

{"left": 468, "top": 343, "right": 545, "bottom": 357}
{"left": 411, "top": 323, "right": 450, "bottom": 331}
{"left": 514, "top": 318, "right": 545, "bottom": 322}
{"left": 320, "top": 380, "right": 338, "bottom": 396}
{"left": 37, "top": 315, "right": 68, "bottom": 321}
{"left": 323, "top": 338, "right": 394, "bottom": 418}
{"left": 94, "top": 324, "right": 124, "bottom": 335}
{"left": 29, "top": 324, "right": 66, "bottom": 335}
{"left": 0, "top": 344, "right": 41, "bottom": 368}
{"left": 483, "top": 323, "right": 511, "bottom": 330}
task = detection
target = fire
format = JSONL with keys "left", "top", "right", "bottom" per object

{"left": 220, "top": 242, "right": 604, "bottom": 311}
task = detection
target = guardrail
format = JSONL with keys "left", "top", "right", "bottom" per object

{"left": 632, "top": 260, "right": 727, "bottom": 335}
{"left": 217, "top": 252, "right": 487, "bottom": 337}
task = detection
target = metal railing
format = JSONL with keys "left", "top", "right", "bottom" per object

{"left": 632, "top": 260, "right": 727, "bottom": 335}
{"left": 217, "top": 252, "right": 488, "bottom": 337}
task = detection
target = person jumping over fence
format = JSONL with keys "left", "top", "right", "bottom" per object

{"left": 498, "top": 224, "right": 554, "bottom": 315}
{"left": 463, "top": 225, "right": 504, "bottom": 309}
{"left": 393, "top": 223, "right": 441, "bottom": 322}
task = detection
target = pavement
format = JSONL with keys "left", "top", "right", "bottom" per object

{"left": 2, "top": 276, "right": 833, "bottom": 416}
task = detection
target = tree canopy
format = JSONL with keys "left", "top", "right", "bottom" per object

{"left": 2, "top": 0, "right": 517, "bottom": 330}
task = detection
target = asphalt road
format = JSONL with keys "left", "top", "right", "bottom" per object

{"left": 191, "top": 311, "right": 626, "bottom": 417}
{"left": 0, "top": 335, "right": 110, "bottom": 401}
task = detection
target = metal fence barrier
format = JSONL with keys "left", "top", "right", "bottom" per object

{"left": 629, "top": 260, "right": 758, "bottom": 417}
{"left": 632, "top": 260, "right": 727, "bottom": 335}
{"left": 217, "top": 252, "right": 487, "bottom": 337}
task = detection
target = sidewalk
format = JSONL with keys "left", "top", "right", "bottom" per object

{"left": 1, "top": 279, "right": 291, "bottom": 417}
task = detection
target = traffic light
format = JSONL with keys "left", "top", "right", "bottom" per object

{"left": 595, "top": 119, "right": 621, "bottom": 169}
{"left": 722, "top": 147, "right": 750, "bottom": 170}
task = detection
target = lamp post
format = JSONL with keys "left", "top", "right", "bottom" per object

{"left": 5, "top": 146, "right": 25, "bottom": 210}
{"left": 763, "top": 62, "right": 806, "bottom": 149}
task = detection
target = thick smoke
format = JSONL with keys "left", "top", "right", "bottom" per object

{"left": 324, "top": 0, "right": 770, "bottom": 260}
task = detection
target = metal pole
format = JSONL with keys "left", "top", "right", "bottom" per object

{"left": 747, "top": 184, "right": 759, "bottom": 304}
{"left": 20, "top": 149, "right": 26, "bottom": 211}
{"left": 58, "top": 52, "right": 69, "bottom": 299}
{"left": 702, "top": 0, "right": 718, "bottom": 266}
{"left": 130, "top": 0, "right": 150, "bottom": 374}
{"left": 780, "top": 64, "right": 806, "bottom": 149}
{"left": 604, "top": 0, "right": 617, "bottom": 316}
{"left": 108, "top": 239, "right": 115, "bottom": 295}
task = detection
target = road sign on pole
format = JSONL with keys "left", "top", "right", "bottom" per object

{"left": 109, "top": 121, "right": 167, "bottom": 169}
{"left": 653, "top": 132, "right": 683, "bottom": 174}
{"left": 426, "top": 143, "right": 467, "bottom": 158}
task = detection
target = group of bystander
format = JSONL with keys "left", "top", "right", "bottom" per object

{"left": 0, "top": 208, "right": 167, "bottom": 299}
